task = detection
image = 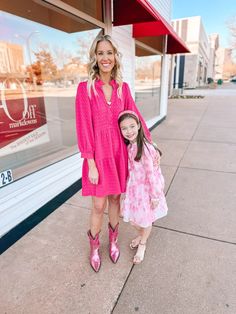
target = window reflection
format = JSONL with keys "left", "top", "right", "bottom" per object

{"left": 135, "top": 55, "right": 162, "bottom": 121}
{"left": 0, "top": 5, "right": 101, "bottom": 180}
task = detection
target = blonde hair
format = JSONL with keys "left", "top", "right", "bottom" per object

{"left": 87, "top": 34, "right": 123, "bottom": 98}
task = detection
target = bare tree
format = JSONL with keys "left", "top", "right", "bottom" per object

{"left": 227, "top": 16, "right": 236, "bottom": 50}
{"left": 27, "top": 49, "right": 57, "bottom": 83}
{"left": 136, "top": 60, "right": 161, "bottom": 80}
{"left": 223, "top": 62, "right": 236, "bottom": 78}
{"left": 53, "top": 46, "right": 72, "bottom": 69}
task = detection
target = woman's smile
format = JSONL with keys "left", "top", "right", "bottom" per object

{"left": 96, "top": 41, "right": 115, "bottom": 75}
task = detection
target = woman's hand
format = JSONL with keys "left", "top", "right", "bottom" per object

{"left": 88, "top": 159, "right": 99, "bottom": 184}
{"left": 88, "top": 166, "right": 99, "bottom": 184}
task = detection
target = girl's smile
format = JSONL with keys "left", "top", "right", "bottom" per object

{"left": 119, "top": 117, "right": 140, "bottom": 143}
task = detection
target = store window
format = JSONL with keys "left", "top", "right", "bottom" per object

{"left": 0, "top": 0, "right": 103, "bottom": 181}
{"left": 135, "top": 47, "right": 162, "bottom": 121}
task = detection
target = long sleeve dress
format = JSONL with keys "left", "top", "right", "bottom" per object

{"left": 75, "top": 79, "right": 151, "bottom": 196}
{"left": 121, "top": 142, "right": 168, "bottom": 228}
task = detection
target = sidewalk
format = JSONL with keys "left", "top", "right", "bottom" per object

{"left": 1, "top": 83, "right": 236, "bottom": 314}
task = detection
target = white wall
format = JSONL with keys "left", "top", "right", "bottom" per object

{"left": 186, "top": 16, "right": 201, "bottom": 42}
{"left": 0, "top": 154, "right": 83, "bottom": 238}
{"left": 215, "top": 47, "right": 226, "bottom": 79}
{"left": 149, "top": 0, "right": 171, "bottom": 21}
{"left": 112, "top": 25, "right": 135, "bottom": 95}
{"left": 184, "top": 55, "right": 198, "bottom": 88}
{"left": 207, "top": 34, "right": 219, "bottom": 79}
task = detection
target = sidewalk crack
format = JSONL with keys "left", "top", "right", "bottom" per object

{"left": 154, "top": 225, "right": 236, "bottom": 246}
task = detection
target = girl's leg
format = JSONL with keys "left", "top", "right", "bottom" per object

{"left": 140, "top": 225, "right": 152, "bottom": 244}
{"left": 130, "top": 223, "right": 142, "bottom": 249}
{"left": 133, "top": 225, "right": 152, "bottom": 264}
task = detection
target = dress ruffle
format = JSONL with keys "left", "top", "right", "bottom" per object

{"left": 121, "top": 142, "right": 168, "bottom": 227}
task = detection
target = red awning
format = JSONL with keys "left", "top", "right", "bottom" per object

{"left": 113, "top": 0, "right": 189, "bottom": 54}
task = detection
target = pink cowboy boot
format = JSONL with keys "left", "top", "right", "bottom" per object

{"left": 87, "top": 230, "right": 101, "bottom": 272}
{"left": 108, "top": 223, "right": 120, "bottom": 263}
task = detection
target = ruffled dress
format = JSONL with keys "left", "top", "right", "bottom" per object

{"left": 121, "top": 142, "right": 168, "bottom": 228}
{"left": 75, "top": 79, "right": 151, "bottom": 196}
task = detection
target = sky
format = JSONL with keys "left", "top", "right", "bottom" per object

{"left": 172, "top": 0, "right": 236, "bottom": 48}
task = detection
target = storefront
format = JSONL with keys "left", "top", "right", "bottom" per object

{"left": 0, "top": 0, "right": 188, "bottom": 246}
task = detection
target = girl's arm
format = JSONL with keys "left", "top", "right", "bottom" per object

{"left": 143, "top": 146, "right": 163, "bottom": 201}
{"left": 123, "top": 82, "right": 151, "bottom": 141}
{"left": 75, "top": 82, "right": 95, "bottom": 159}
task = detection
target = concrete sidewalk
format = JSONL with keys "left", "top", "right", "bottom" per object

{"left": 1, "top": 83, "right": 236, "bottom": 314}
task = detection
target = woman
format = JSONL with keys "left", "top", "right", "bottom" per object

{"left": 75, "top": 34, "right": 151, "bottom": 272}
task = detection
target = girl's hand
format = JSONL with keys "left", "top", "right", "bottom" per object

{"left": 152, "top": 142, "right": 162, "bottom": 167}
{"left": 88, "top": 166, "right": 99, "bottom": 184}
{"left": 153, "top": 155, "right": 161, "bottom": 168}
{"left": 151, "top": 198, "right": 159, "bottom": 209}
{"left": 121, "top": 193, "right": 126, "bottom": 200}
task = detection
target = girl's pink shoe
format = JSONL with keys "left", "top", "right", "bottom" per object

{"left": 87, "top": 230, "right": 101, "bottom": 272}
{"left": 108, "top": 223, "right": 120, "bottom": 263}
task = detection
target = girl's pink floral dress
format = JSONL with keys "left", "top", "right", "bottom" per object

{"left": 121, "top": 142, "right": 168, "bottom": 228}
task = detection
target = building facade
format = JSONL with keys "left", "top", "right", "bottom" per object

{"left": 208, "top": 33, "right": 219, "bottom": 80}
{"left": 0, "top": 0, "right": 188, "bottom": 240}
{"left": 171, "top": 16, "right": 210, "bottom": 90}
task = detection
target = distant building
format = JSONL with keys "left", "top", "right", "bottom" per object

{"left": 170, "top": 16, "right": 210, "bottom": 90}
{"left": 0, "top": 42, "right": 24, "bottom": 75}
{"left": 208, "top": 33, "right": 219, "bottom": 79}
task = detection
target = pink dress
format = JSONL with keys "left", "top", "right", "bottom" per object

{"left": 75, "top": 79, "right": 151, "bottom": 196}
{"left": 122, "top": 142, "right": 168, "bottom": 228}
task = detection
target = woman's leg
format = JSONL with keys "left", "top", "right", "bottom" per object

{"left": 107, "top": 194, "right": 120, "bottom": 228}
{"left": 107, "top": 194, "right": 121, "bottom": 263}
{"left": 90, "top": 196, "right": 107, "bottom": 236}
{"left": 88, "top": 196, "right": 107, "bottom": 272}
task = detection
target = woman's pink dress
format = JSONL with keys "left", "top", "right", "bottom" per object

{"left": 75, "top": 79, "right": 151, "bottom": 196}
{"left": 121, "top": 142, "right": 168, "bottom": 228}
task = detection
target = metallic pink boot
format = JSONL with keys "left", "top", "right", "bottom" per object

{"left": 108, "top": 223, "right": 120, "bottom": 263}
{"left": 87, "top": 230, "right": 101, "bottom": 272}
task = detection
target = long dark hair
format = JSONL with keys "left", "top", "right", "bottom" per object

{"left": 118, "top": 113, "right": 150, "bottom": 161}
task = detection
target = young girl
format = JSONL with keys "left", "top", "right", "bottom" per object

{"left": 118, "top": 110, "right": 168, "bottom": 264}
